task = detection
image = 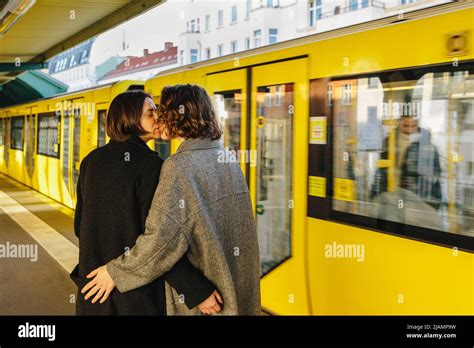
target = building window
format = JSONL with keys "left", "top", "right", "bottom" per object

{"left": 369, "top": 77, "right": 380, "bottom": 89}
{"left": 254, "top": 29, "right": 262, "bottom": 48}
{"left": 218, "top": 10, "right": 224, "bottom": 27}
{"left": 80, "top": 50, "right": 88, "bottom": 64}
{"left": 349, "top": 0, "right": 359, "bottom": 11}
{"left": 205, "top": 47, "right": 211, "bottom": 59}
{"left": 309, "top": 0, "right": 322, "bottom": 27}
{"left": 275, "top": 85, "right": 282, "bottom": 106}
{"left": 401, "top": 0, "right": 416, "bottom": 4}
{"left": 342, "top": 83, "right": 352, "bottom": 105}
{"left": 69, "top": 55, "right": 76, "bottom": 68}
{"left": 190, "top": 19, "right": 197, "bottom": 32}
{"left": 265, "top": 92, "right": 271, "bottom": 107}
{"left": 231, "top": 41, "right": 238, "bottom": 53}
{"left": 245, "top": 37, "right": 251, "bottom": 50}
{"left": 367, "top": 106, "right": 378, "bottom": 123}
{"left": 11, "top": 116, "right": 24, "bottom": 150}
{"left": 179, "top": 50, "right": 184, "bottom": 65}
{"left": 267, "top": 0, "right": 279, "bottom": 6}
{"left": 327, "top": 84, "right": 333, "bottom": 106}
{"left": 246, "top": 0, "right": 251, "bottom": 17}
{"left": 362, "top": 0, "right": 369, "bottom": 8}
{"left": 218, "top": 44, "right": 223, "bottom": 57}
{"left": 231, "top": 5, "right": 237, "bottom": 23}
{"left": 205, "top": 14, "right": 210, "bottom": 31}
{"left": 269, "top": 28, "right": 278, "bottom": 44}
{"left": 190, "top": 49, "right": 199, "bottom": 63}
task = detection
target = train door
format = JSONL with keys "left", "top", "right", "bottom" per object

{"left": 25, "top": 106, "right": 37, "bottom": 181}
{"left": 71, "top": 99, "right": 83, "bottom": 205}
{"left": 4, "top": 117, "right": 10, "bottom": 168}
{"left": 206, "top": 69, "right": 248, "bottom": 176}
{"left": 251, "top": 58, "right": 310, "bottom": 315}
{"left": 62, "top": 98, "right": 83, "bottom": 206}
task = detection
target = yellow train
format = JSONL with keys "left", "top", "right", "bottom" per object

{"left": 1, "top": 1, "right": 472, "bottom": 315}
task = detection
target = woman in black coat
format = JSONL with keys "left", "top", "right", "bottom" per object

{"left": 70, "top": 90, "right": 217, "bottom": 315}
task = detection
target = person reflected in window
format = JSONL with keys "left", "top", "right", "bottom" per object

{"left": 371, "top": 115, "right": 442, "bottom": 210}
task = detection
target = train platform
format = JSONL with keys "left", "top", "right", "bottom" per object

{"left": 0, "top": 174, "right": 77, "bottom": 315}
{"left": 0, "top": 173, "right": 269, "bottom": 316}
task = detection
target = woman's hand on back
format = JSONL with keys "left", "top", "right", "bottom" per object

{"left": 81, "top": 265, "right": 116, "bottom": 304}
{"left": 198, "top": 290, "right": 223, "bottom": 315}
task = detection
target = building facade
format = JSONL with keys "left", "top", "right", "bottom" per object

{"left": 46, "top": 0, "right": 451, "bottom": 90}
{"left": 47, "top": 38, "right": 97, "bottom": 92}
{"left": 178, "top": 0, "right": 450, "bottom": 66}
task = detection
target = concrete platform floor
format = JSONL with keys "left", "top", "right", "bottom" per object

{"left": 0, "top": 174, "right": 77, "bottom": 315}
{"left": 0, "top": 173, "right": 268, "bottom": 316}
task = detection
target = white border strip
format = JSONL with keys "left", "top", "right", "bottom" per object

{"left": 0, "top": 190, "right": 78, "bottom": 273}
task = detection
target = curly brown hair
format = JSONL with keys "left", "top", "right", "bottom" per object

{"left": 158, "top": 84, "right": 222, "bottom": 140}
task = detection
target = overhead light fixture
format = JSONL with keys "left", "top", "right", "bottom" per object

{"left": 0, "top": 0, "right": 36, "bottom": 36}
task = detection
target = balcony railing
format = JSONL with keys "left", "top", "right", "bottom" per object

{"left": 319, "top": 0, "right": 385, "bottom": 20}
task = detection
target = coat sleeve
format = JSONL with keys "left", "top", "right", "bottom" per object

{"left": 106, "top": 209, "right": 189, "bottom": 293}
{"left": 133, "top": 156, "right": 215, "bottom": 308}
{"left": 163, "top": 256, "right": 215, "bottom": 309}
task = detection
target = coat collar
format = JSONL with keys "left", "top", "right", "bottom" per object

{"left": 176, "top": 138, "right": 221, "bottom": 154}
{"left": 129, "top": 135, "right": 156, "bottom": 153}
{"left": 110, "top": 135, "right": 155, "bottom": 154}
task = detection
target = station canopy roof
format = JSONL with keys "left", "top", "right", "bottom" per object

{"left": 0, "top": 0, "right": 164, "bottom": 106}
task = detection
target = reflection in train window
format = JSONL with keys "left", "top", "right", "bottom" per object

{"left": 213, "top": 91, "right": 241, "bottom": 153}
{"left": 256, "top": 83, "right": 293, "bottom": 275}
{"left": 11, "top": 116, "right": 25, "bottom": 150}
{"left": 97, "top": 109, "right": 107, "bottom": 147}
{"left": 154, "top": 140, "right": 170, "bottom": 159}
{"left": 331, "top": 69, "right": 474, "bottom": 236}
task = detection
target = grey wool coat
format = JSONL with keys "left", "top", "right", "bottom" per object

{"left": 107, "top": 138, "right": 261, "bottom": 315}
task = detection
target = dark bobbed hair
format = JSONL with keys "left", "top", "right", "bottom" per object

{"left": 106, "top": 90, "right": 151, "bottom": 142}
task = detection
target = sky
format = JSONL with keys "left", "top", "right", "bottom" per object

{"left": 92, "top": 0, "right": 192, "bottom": 63}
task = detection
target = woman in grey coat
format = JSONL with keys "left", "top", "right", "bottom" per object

{"left": 82, "top": 84, "right": 261, "bottom": 315}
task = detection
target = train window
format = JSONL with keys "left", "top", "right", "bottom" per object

{"left": 330, "top": 67, "right": 474, "bottom": 237}
{"left": 256, "top": 83, "right": 293, "bottom": 275}
{"left": 213, "top": 91, "right": 242, "bottom": 153}
{"left": 97, "top": 109, "right": 107, "bottom": 147}
{"left": 37, "top": 113, "right": 59, "bottom": 158}
{"left": 11, "top": 116, "right": 25, "bottom": 150}
{"left": 154, "top": 140, "right": 170, "bottom": 159}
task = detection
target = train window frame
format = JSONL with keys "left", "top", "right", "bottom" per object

{"left": 307, "top": 60, "right": 474, "bottom": 252}
{"left": 37, "top": 112, "right": 60, "bottom": 159}
{"left": 10, "top": 116, "right": 25, "bottom": 151}
{"left": 97, "top": 109, "right": 107, "bottom": 148}
{"left": 0, "top": 118, "right": 4, "bottom": 145}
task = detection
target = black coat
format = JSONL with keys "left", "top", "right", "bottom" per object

{"left": 70, "top": 135, "right": 214, "bottom": 315}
